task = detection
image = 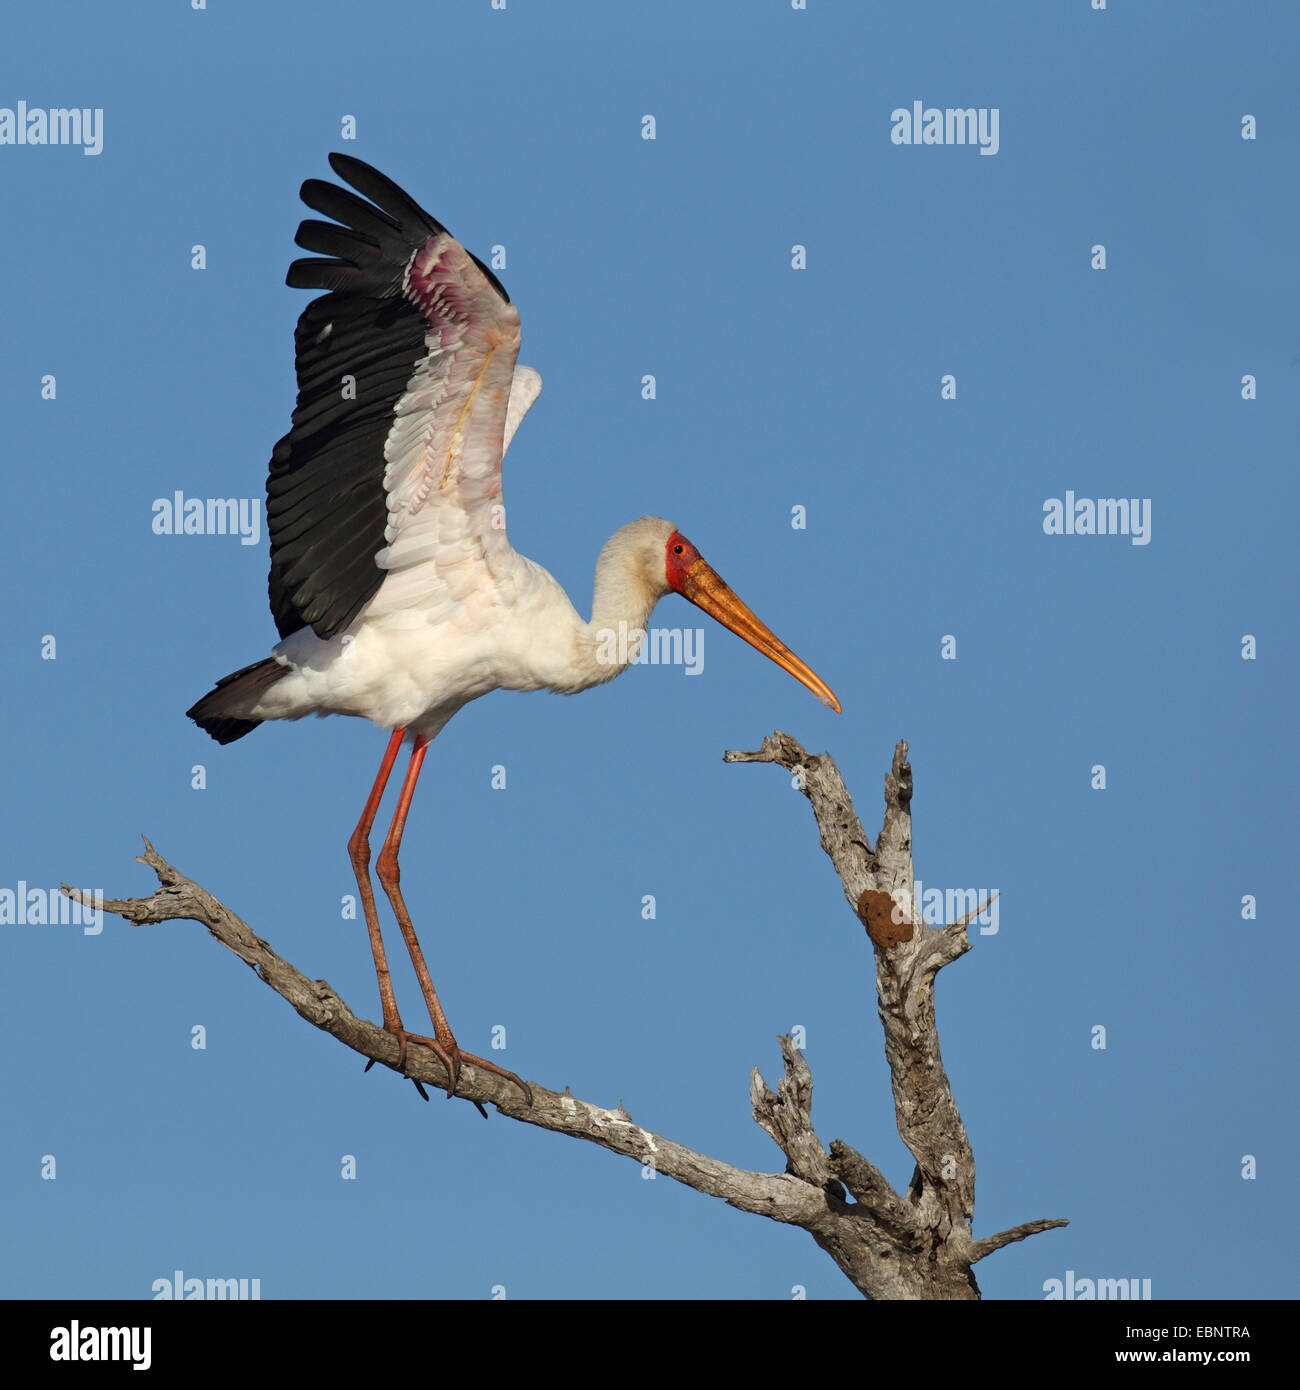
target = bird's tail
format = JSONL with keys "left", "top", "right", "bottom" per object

{"left": 186, "top": 657, "right": 288, "bottom": 745}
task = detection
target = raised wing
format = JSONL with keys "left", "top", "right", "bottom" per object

{"left": 266, "top": 152, "right": 540, "bottom": 640}
{"left": 504, "top": 365, "right": 542, "bottom": 457}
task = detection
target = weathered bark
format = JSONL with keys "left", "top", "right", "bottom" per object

{"left": 67, "top": 734, "right": 1064, "bottom": 1298}
{"left": 724, "top": 734, "right": 1066, "bottom": 1295}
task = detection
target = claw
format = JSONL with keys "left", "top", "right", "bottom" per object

{"left": 453, "top": 1051, "right": 533, "bottom": 1107}
{"left": 443, "top": 1047, "right": 462, "bottom": 1100}
{"left": 370, "top": 1025, "right": 533, "bottom": 1108}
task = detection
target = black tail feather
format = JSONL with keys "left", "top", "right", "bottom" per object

{"left": 186, "top": 658, "right": 288, "bottom": 745}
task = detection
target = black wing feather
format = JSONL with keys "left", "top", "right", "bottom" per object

{"left": 327, "top": 153, "right": 443, "bottom": 241}
{"left": 267, "top": 157, "right": 450, "bottom": 640}
{"left": 298, "top": 179, "right": 408, "bottom": 245}
{"left": 293, "top": 218, "right": 383, "bottom": 263}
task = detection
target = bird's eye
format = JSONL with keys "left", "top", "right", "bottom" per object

{"left": 673, "top": 544, "right": 684, "bottom": 555}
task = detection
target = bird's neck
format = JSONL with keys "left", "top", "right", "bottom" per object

{"left": 503, "top": 554, "right": 662, "bottom": 696}
{"left": 572, "top": 565, "right": 662, "bottom": 687}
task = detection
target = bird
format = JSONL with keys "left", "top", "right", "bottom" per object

{"left": 187, "top": 153, "right": 840, "bottom": 1106}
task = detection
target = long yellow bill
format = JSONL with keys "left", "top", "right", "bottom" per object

{"left": 680, "top": 558, "right": 841, "bottom": 713}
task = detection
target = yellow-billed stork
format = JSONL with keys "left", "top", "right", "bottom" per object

{"left": 187, "top": 154, "right": 840, "bottom": 1106}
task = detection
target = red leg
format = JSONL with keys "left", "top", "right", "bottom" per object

{"left": 347, "top": 728, "right": 407, "bottom": 1038}
{"left": 347, "top": 727, "right": 436, "bottom": 1089}
{"left": 375, "top": 736, "right": 533, "bottom": 1105}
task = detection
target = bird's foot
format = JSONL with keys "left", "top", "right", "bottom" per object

{"left": 382, "top": 1025, "right": 456, "bottom": 1081}
{"left": 369, "top": 1026, "right": 532, "bottom": 1108}
{"left": 441, "top": 1047, "right": 534, "bottom": 1108}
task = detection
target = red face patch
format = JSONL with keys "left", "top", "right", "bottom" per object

{"left": 664, "top": 532, "right": 701, "bottom": 592}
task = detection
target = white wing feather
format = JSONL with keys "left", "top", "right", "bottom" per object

{"left": 504, "top": 365, "right": 542, "bottom": 457}
{"left": 364, "top": 237, "right": 540, "bottom": 622}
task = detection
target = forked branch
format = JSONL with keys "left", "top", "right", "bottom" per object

{"left": 67, "top": 734, "right": 1064, "bottom": 1298}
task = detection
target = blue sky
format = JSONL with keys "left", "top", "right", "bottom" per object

{"left": 1, "top": 1, "right": 1296, "bottom": 1301}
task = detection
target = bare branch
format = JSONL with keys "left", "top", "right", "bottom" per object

{"left": 970, "top": 1219, "right": 1071, "bottom": 1262}
{"left": 72, "top": 729, "right": 1067, "bottom": 1300}
{"left": 828, "top": 1140, "right": 924, "bottom": 1249}
{"left": 65, "top": 844, "right": 828, "bottom": 1229}
{"left": 724, "top": 733, "right": 1068, "bottom": 1295}
{"left": 750, "top": 1035, "right": 845, "bottom": 1199}
{"left": 726, "top": 735, "right": 976, "bottom": 1220}
{"left": 724, "top": 732, "right": 876, "bottom": 913}
{"left": 947, "top": 891, "right": 999, "bottom": 934}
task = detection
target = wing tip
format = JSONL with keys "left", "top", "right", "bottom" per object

{"left": 323, "top": 151, "right": 443, "bottom": 237}
{"left": 285, "top": 257, "right": 363, "bottom": 291}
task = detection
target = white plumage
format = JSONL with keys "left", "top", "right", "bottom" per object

{"left": 187, "top": 154, "right": 838, "bottom": 1104}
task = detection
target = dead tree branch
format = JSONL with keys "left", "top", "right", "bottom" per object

{"left": 723, "top": 733, "right": 1067, "bottom": 1295}
{"left": 67, "top": 734, "right": 1064, "bottom": 1299}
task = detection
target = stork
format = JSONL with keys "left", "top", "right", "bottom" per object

{"left": 187, "top": 154, "right": 840, "bottom": 1106}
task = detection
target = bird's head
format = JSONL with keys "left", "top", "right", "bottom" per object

{"left": 601, "top": 516, "right": 841, "bottom": 712}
